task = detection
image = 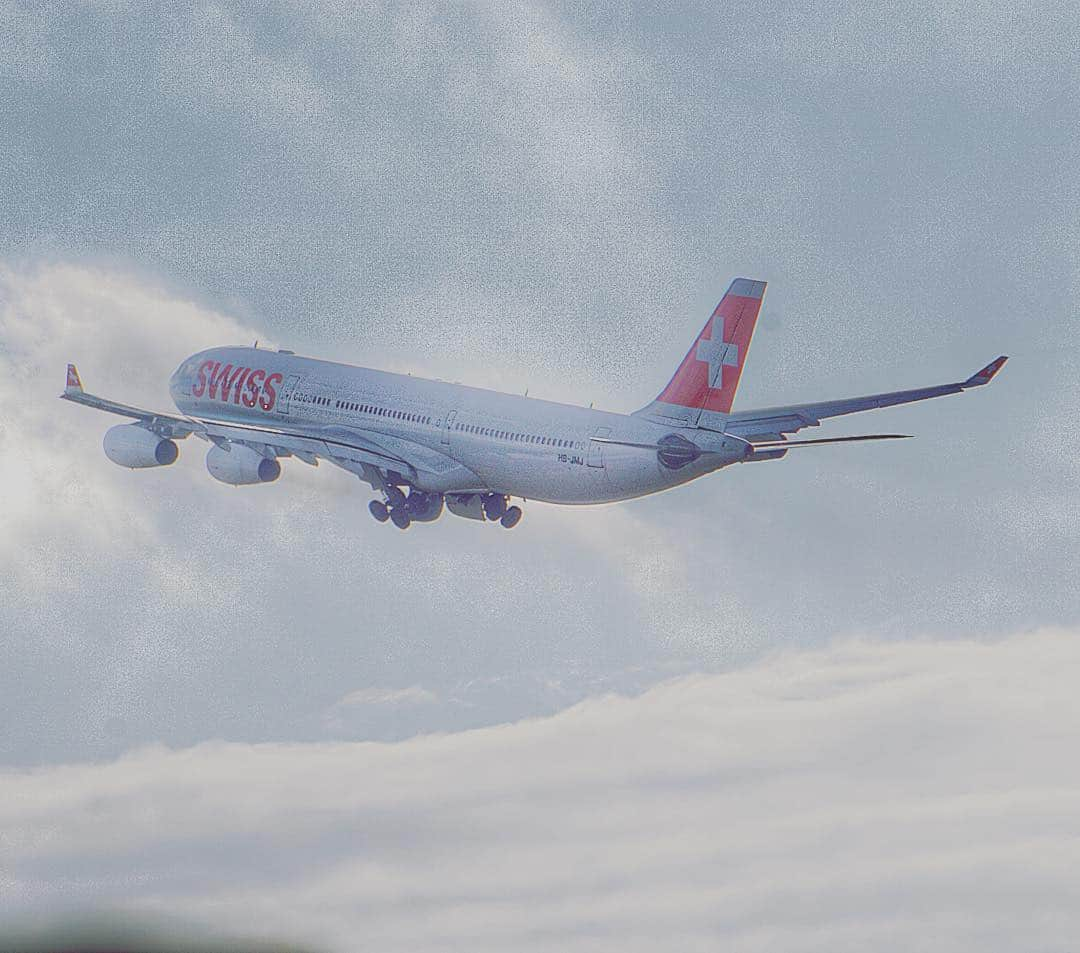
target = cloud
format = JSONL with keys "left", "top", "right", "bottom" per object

{"left": 2, "top": 0, "right": 1078, "bottom": 771}
{"left": 333, "top": 685, "right": 439, "bottom": 708}
{"left": 0, "top": 259, "right": 758, "bottom": 764}
{"left": 3, "top": 630, "right": 1079, "bottom": 952}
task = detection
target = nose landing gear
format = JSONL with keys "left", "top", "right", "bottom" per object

{"left": 500, "top": 505, "right": 523, "bottom": 529}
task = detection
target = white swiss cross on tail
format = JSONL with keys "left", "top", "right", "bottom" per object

{"left": 696, "top": 334, "right": 739, "bottom": 385}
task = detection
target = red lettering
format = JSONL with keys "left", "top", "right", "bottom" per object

{"left": 243, "top": 369, "right": 265, "bottom": 408}
{"left": 260, "top": 372, "right": 283, "bottom": 411}
{"left": 219, "top": 365, "right": 244, "bottom": 403}
{"left": 232, "top": 368, "right": 251, "bottom": 404}
{"left": 208, "top": 362, "right": 230, "bottom": 400}
{"left": 192, "top": 360, "right": 213, "bottom": 398}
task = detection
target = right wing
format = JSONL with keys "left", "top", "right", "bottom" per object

{"left": 722, "top": 356, "right": 1008, "bottom": 440}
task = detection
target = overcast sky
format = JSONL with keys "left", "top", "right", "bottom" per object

{"left": 2, "top": 1, "right": 1078, "bottom": 949}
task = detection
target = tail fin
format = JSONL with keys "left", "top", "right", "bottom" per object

{"left": 636, "top": 278, "right": 767, "bottom": 427}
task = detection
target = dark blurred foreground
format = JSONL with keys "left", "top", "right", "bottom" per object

{"left": 0, "top": 913, "right": 321, "bottom": 953}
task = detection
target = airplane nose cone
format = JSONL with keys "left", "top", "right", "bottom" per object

{"left": 169, "top": 358, "right": 196, "bottom": 401}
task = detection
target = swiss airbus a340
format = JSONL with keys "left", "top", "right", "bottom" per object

{"left": 63, "top": 279, "right": 1006, "bottom": 530}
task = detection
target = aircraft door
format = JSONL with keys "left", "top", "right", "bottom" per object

{"left": 279, "top": 375, "right": 301, "bottom": 415}
{"left": 442, "top": 410, "right": 458, "bottom": 446}
{"left": 588, "top": 426, "right": 611, "bottom": 467}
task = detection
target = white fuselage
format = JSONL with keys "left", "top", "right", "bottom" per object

{"left": 169, "top": 347, "right": 745, "bottom": 504}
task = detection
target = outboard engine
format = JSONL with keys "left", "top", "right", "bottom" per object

{"left": 206, "top": 443, "right": 281, "bottom": 485}
{"left": 103, "top": 424, "right": 179, "bottom": 469}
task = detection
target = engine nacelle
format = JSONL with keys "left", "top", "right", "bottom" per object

{"left": 446, "top": 493, "right": 486, "bottom": 521}
{"left": 206, "top": 443, "right": 281, "bottom": 486}
{"left": 103, "top": 424, "right": 179, "bottom": 469}
{"left": 406, "top": 491, "right": 444, "bottom": 522}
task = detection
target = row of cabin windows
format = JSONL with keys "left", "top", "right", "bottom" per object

{"left": 295, "top": 393, "right": 331, "bottom": 407}
{"left": 296, "top": 395, "right": 575, "bottom": 447}
{"left": 338, "top": 399, "right": 432, "bottom": 426}
{"left": 456, "top": 422, "right": 580, "bottom": 449}
{"left": 297, "top": 391, "right": 432, "bottom": 426}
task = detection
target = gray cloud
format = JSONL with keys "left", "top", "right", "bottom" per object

{"left": 3, "top": 630, "right": 1080, "bottom": 952}
{"left": 0, "top": 0, "right": 1077, "bottom": 817}
{"left": 1, "top": 0, "right": 1079, "bottom": 764}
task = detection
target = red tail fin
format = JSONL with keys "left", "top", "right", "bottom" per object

{"left": 638, "top": 278, "right": 767, "bottom": 425}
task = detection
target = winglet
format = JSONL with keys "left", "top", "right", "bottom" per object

{"left": 963, "top": 355, "right": 1008, "bottom": 388}
{"left": 65, "top": 363, "right": 84, "bottom": 395}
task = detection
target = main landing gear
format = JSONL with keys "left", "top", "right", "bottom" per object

{"left": 369, "top": 487, "right": 443, "bottom": 530}
{"left": 369, "top": 489, "right": 524, "bottom": 529}
{"left": 368, "top": 492, "right": 414, "bottom": 529}
{"left": 479, "top": 493, "right": 521, "bottom": 528}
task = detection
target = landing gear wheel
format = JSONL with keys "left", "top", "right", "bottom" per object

{"left": 368, "top": 499, "right": 390, "bottom": 523}
{"left": 386, "top": 486, "right": 407, "bottom": 509}
{"left": 389, "top": 506, "right": 412, "bottom": 530}
{"left": 483, "top": 494, "right": 508, "bottom": 521}
{"left": 500, "top": 505, "right": 523, "bottom": 529}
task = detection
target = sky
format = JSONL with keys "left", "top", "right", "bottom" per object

{"left": 1, "top": 1, "right": 1078, "bottom": 949}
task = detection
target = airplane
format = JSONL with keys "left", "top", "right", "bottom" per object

{"left": 61, "top": 278, "right": 1007, "bottom": 530}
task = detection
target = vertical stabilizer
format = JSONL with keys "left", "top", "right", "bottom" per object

{"left": 635, "top": 278, "right": 767, "bottom": 428}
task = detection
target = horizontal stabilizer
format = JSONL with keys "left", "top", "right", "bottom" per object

{"left": 749, "top": 433, "right": 911, "bottom": 451}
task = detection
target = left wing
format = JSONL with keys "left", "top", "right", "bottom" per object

{"left": 723, "top": 356, "right": 1007, "bottom": 440}
{"left": 60, "top": 363, "right": 202, "bottom": 438}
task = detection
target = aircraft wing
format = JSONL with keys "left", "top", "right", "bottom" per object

{"left": 722, "top": 356, "right": 1007, "bottom": 440}
{"left": 60, "top": 363, "right": 459, "bottom": 486}
{"left": 196, "top": 419, "right": 459, "bottom": 484}
{"left": 60, "top": 364, "right": 203, "bottom": 438}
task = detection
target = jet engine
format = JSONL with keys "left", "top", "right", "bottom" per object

{"left": 103, "top": 424, "right": 179, "bottom": 469}
{"left": 206, "top": 443, "right": 281, "bottom": 485}
{"left": 405, "top": 490, "right": 444, "bottom": 522}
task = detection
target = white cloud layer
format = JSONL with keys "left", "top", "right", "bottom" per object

{"left": 4, "top": 630, "right": 1079, "bottom": 952}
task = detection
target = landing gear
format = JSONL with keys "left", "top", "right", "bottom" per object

{"left": 373, "top": 483, "right": 416, "bottom": 529}
{"left": 482, "top": 493, "right": 508, "bottom": 521}
{"left": 372, "top": 489, "right": 522, "bottom": 530}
